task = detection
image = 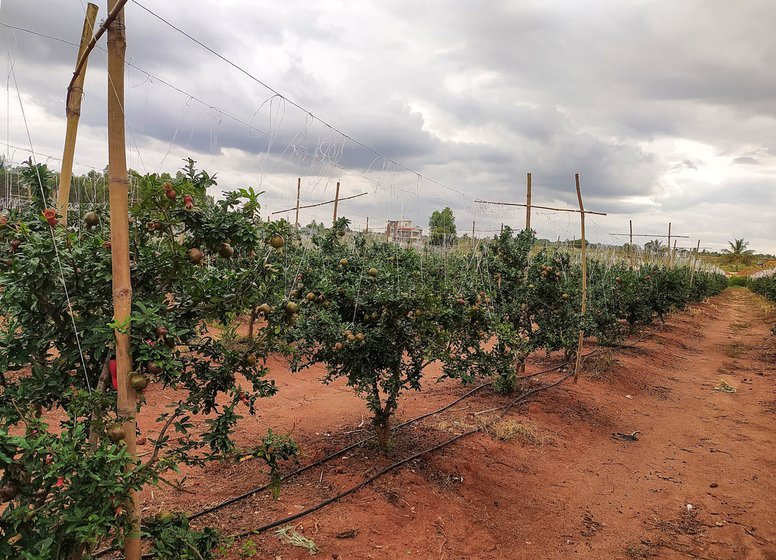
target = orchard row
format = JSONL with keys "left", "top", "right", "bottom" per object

{"left": 750, "top": 269, "right": 776, "bottom": 300}
{"left": 0, "top": 162, "right": 727, "bottom": 558}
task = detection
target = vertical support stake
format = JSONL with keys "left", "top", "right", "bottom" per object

{"left": 107, "top": 1, "right": 140, "bottom": 558}
{"left": 57, "top": 2, "right": 99, "bottom": 224}
{"left": 332, "top": 181, "right": 340, "bottom": 226}
{"left": 573, "top": 173, "right": 587, "bottom": 384}
{"left": 525, "top": 172, "right": 532, "bottom": 230}
{"left": 294, "top": 177, "right": 300, "bottom": 228}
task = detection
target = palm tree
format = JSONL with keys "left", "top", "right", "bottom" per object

{"left": 721, "top": 238, "right": 755, "bottom": 272}
{"left": 644, "top": 239, "right": 667, "bottom": 254}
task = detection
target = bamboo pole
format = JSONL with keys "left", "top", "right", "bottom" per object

{"left": 365, "top": 216, "right": 369, "bottom": 234}
{"left": 107, "top": 2, "right": 140, "bottom": 558}
{"left": 500, "top": 223, "right": 504, "bottom": 234}
{"left": 68, "top": 0, "right": 129, "bottom": 95}
{"left": 332, "top": 181, "right": 340, "bottom": 225}
{"left": 629, "top": 219, "right": 633, "bottom": 267}
{"left": 57, "top": 3, "right": 99, "bottom": 224}
{"left": 471, "top": 220, "right": 475, "bottom": 240}
{"left": 294, "top": 177, "right": 300, "bottom": 228}
{"left": 573, "top": 173, "right": 587, "bottom": 384}
{"left": 525, "top": 172, "right": 532, "bottom": 230}
{"left": 667, "top": 222, "right": 672, "bottom": 266}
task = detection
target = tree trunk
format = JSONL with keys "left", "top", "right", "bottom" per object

{"left": 374, "top": 414, "right": 391, "bottom": 449}
{"left": 247, "top": 306, "right": 258, "bottom": 340}
{"left": 89, "top": 357, "right": 113, "bottom": 448}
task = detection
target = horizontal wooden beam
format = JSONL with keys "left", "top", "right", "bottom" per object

{"left": 271, "top": 191, "right": 367, "bottom": 215}
{"left": 476, "top": 199, "right": 607, "bottom": 216}
{"left": 612, "top": 233, "right": 690, "bottom": 239}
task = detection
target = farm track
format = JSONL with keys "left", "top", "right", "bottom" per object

{"left": 134, "top": 288, "right": 776, "bottom": 559}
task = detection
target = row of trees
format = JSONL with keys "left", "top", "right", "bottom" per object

{"left": 0, "top": 157, "right": 109, "bottom": 204}
{"left": 0, "top": 161, "right": 728, "bottom": 558}
{"left": 425, "top": 206, "right": 765, "bottom": 270}
{"left": 750, "top": 269, "right": 776, "bottom": 300}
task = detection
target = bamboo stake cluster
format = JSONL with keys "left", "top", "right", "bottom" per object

{"left": 56, "top": 3, "right": 98, "bottom": 224}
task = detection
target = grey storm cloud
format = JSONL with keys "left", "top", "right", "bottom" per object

{"left": 1, "top": 0, "right": 775, "bottom": 252}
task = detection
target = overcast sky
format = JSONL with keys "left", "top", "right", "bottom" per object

{"left": 1, "top": 0, "right": 774, "bottom": 252}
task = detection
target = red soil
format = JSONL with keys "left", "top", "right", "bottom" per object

{"left": 130, "top": 287, "right": 776, "bottom": 559}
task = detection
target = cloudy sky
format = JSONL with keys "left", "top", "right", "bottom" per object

{"left": 1, "top": 0, "right": 775, "bottom": 252}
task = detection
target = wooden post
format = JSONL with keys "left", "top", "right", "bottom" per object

{"left": 365, "top": 216, "right": 369, "bottom": 234}
{"left": 500, "top": 223, "right": 504, "bottom": 234}
{"left": 294, "top": 177, "right": 300, "bottom": 228}
{"left": 689, "top": 239, "right": 701, "bottom": 286}
{"left": 471, "top": 220, "right": 475, "bottom": 241}
{"left": 573, "top": 173, "right": 587, "bottom": 384}
{"left": 332, "top": 181, "right": 340, "bottom": 225}
{"left": 667, "top": 222, "right": 672, "bottom": 266}
{"left": 57, "top": 3, "right": 99, "bottom": 224}
{"left": 107, "top": 2, "right": 140, "bottom": 559}
{"left": 525, "top": 172, "right": 532, "bottom": 230}
{"left": 629, "top": 219, "right": 634, "bottom": 266}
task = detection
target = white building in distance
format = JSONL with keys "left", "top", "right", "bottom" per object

{"left": 386, "top": 219, "right": 423, "bottom": 244}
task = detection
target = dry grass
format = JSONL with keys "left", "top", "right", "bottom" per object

{"left": 275, "top": 525, "right": 319, "bottom": 555}
{"left": 716, "top": 360, "right": 739, "bottom": 376}
{"left": 656, "top": 509, "right": 706, "bottom": 536}
{"left": 436, "top": 417, "right": 480, "bottom": 434}
{"left": 625, "top": 542, "right": 656, "bottom": 558}
{"left": 583, "top": 351, "right": 620, "bottom": 380}
{"left": 438, "top": 412, "right": 551, "bottom": 446}
{"left": 488, "top": 418, "right": 545, "bottom": 445}
{"left": 722, "top": 341, "right": 748, "bottom": 359}
{"left": 730, "top": 319, "right": 752, "bottom": 331}
{"left": 761, "top": 345, "right": 776, "bottom": 364}
{"left": 749, "top": 293, "right": 776, "bottom": 322}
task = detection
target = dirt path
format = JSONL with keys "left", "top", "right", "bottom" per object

{"left": 142, "top": 288, "right": 776, "bottom": 559}
{"left": 500, "top": 287, "right": 776, "bottom": 560}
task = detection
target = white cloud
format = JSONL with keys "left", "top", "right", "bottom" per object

{"left": 0, "top": 0, "right": 774, "bottom": 252}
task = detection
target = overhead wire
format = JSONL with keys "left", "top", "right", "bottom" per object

{"left": 8, "top": 57, "right": 92, "bottom": 393}
{"left": 0, "top": 21, "right": 471, "bottom": 230}
{"left": 129, "top": 0, "right": 477, "bottom": 202}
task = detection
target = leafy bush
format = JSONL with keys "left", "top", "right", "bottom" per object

{"left": 750, "top": 270, "right": 776, "bottom": 302}
{"left": 289, "top": 222, "right": 455, "bottom": 447}
{"left": 0, "top": 161, "right": 295, "bottom": 557}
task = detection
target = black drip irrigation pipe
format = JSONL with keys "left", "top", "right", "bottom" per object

{"left": 189, "top": 381, "right": 491, "bottom": 521}
{"left": 220, "top": 326, "right": 667, "bottom": 541}
{"left": 227, "top": 371, "right": 574, "bottom": 541}
{"left": 94, "top": 323, "right": 665, "bottom": 558}
{"left": 92, "top": 382, "right": 496, "bottom": 558}
{"left": 189, "top": 324, "right": 665, "bottom": 524}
